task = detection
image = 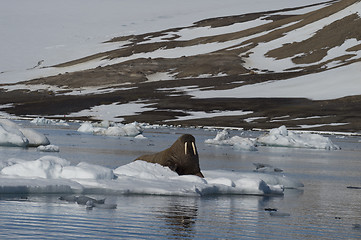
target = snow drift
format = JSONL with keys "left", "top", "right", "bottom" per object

{"left": 0, "top": 119, "right": 50, "bottom": 147}
{"left": 0, "top": 156, "right": 304, "bottom": 196}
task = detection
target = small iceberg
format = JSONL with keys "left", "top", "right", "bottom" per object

{"left": 37, "top": 144, "right": 60, "bottom": 152}
{"left": 205, "top": 130, "right": 257, "bottom": 151}
{"left": 30, "top": 117, "right": 69, "bottom": 126}
{"left": 0, "top": 119, "right": 50, "bottom": 147}
{"left": 257, "top": 125, "right": 340, "bottom": 150}
{"left": 77, "top": 121, "right": 143, "bottom": 137}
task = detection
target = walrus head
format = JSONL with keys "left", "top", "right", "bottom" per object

{"left": 135, "top": 134, "right": 204, "bottom": 178}
{"left": 169, "top": 134, "right": 204, "bottom": 178}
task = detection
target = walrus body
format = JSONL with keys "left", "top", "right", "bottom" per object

{"left": 136, "top": 134, "right": 204, "bottom": 177}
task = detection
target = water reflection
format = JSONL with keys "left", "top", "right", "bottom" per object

{"left": 155, "top": 194, "right": 282, "bottom": 239}
{"left": 156, "top": 197, "right": 199, "bottom": 239}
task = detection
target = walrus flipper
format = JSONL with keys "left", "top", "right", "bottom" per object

{"left": 165, "top": 159, "right": 178, "bottom": 172}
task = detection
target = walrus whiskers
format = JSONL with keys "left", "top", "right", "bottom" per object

{"left": 192, "top": 142, "right": 197, "bottom": 155}
{"left": 185, "top": 142, "right": 188, "bottom": 155}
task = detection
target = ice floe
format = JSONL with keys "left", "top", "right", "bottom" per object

{"left": 37, "top": 144, "right": 60, "bottom": 152}
{"left": 31, "top": 117, "right": 69, "bottom": 126}
{"left": 0, "top": 156, "right": 304, "bottom": 196}
{"left": 77, "top": 121, "right": 143, "bottom": 137}
{"left": 0, "top": 119, "right": 50, "bottom": 147}
{"left": 257, "top": 125, "right": 340, "bottom": 150}
{"left": 205, "top": 126, "right": 340, "bottom": 151}
{"left": 205, "top": 130, "right": 257, "bottom": 151}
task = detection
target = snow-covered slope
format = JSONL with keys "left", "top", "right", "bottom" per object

{"left": 0, "top": 0, "right": 326, "bottom": 77}
{"left": 0, "top": 0, "right": 360, "bottom": 132}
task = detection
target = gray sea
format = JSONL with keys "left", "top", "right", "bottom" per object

{"left": 0, "top": 122, "right": 360, "bottom": 239}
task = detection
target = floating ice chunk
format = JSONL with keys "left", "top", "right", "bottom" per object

{"left": 61, "top": 162, "right": 115, "bottom": 180}
{"left": 1, "top": 156, "right": 70, "bottom": 179}
{"left": 0, "top": 119, "right": 50, "bottom": 147}
{"left": 37, "top": 144, "right": 60, "bottom": 152}
{"left": 134, "top": 134, "right": 147, "bottom": 139}
{"left": 205, "top": 130, "right": 257, "bottom": 151}
{"left": 77, "top": 121, "right": 143, "bottom": 137}
{"left": 207, "top": 129, "right": 230, "bottom": 142}
{"left": 1, "top": 156, "right": 114, "bottom": 180}
{"left": 93, "top": 120, "right": 111, "bottom": 128}
{"left": 233, "top": 136, "right": 258, "bottom": 151}
{"left": 19, "top": 128, "right": 50, "bottom": 147}
{"left": 205, "top": 169, "right": 303, "bottom": 189}
{"left": 257, "top": 125, "right": 340, "bottom": 150}
{"left": 122, "top": 122, "right": 143, "bottom": 137}
{"left": 77, "top": 122, "right": 94, "bottom": 133}
{"left": 30, "top": 117, "right": 69, "bottom": 126}
{"left": 103, "top": 126, "right": 127, "bottom": 136}
{"left": 0, "top": 120, "right": 28, "bottom": 147}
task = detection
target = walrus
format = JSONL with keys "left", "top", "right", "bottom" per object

{"left": 135, "top": 134, "right": 204, "bottom": 178}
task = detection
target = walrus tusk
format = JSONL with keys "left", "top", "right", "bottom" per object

{"left": 184, "top": 142, "right": 188, "bottom": 155}
{"left": 192, "top": 142, "right": 197, "bottom": 155}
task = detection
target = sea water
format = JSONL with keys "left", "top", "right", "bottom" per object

{"left": 0, "top": 122, "right": 360, "bottom": 239}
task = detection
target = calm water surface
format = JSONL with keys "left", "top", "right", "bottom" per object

{"left": 0, "top": 123, "right": 360, "bottom": 239}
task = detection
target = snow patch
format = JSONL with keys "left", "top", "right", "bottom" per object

{"left": 189, "top": 61, "right": 361, "bottom": 100}
{"left": 146, "top": 72, "right": 175, "bottom": 82}
{"left": 298, "top": 123, "right": 349, "bottom": 129}
{"left": 69, "top": 101, "right": 156, "bottom": 122}
{"left": 167, "top": 110, "right": 253, "bottom": 122}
